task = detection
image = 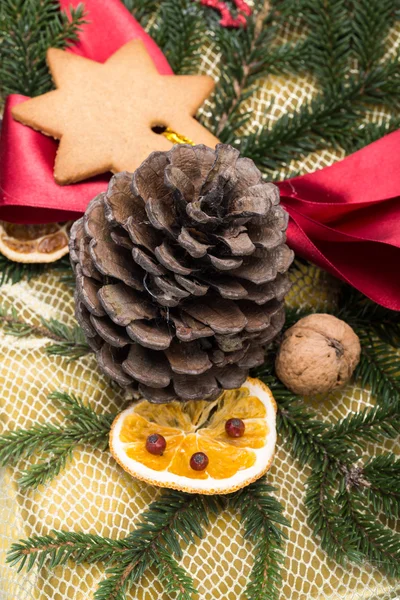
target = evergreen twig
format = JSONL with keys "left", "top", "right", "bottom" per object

{"left": 7, "top": 482, "right": 289, "bottom": 600}
{"left": 40, "top": 317, "right": 91, "bottom": 361}
{"left": 95, "top": 492, "right": 219, "bottom": 600}
{"left": 324, "top": 401, "right": 400, "bottom": 448}
{"left": 121, "top": 0, "right": 160, "bottom": 28}
{"left": 0, "top": 0, "right": 86, "bottom": 97}
{"left": 6, "top": 492, "right": 223, "bottom": 600}
{"left": 351, "top": 0, "right": 397, "bottom": 73}
{"left": 362, "top": 454, "right": 400, "bottom": 519}
{"left": 338, "top": 489, "right": 400, "bottom": 578}
{"left": 305, "top": 460, "right": 362, "bottom": 565}
{"left": 0, "top": 255, "right": 44, "bottom": 286}
{"left": 155, "top": 548, "right": 199, "bottom": 600}
{"left": 211, "top": 3, "right": 307, "bottom": 143}
{"left": 0, "top": 391, "right": 115, "bottom": 489}
{"left": 355, "top": 333, "right": 400, "bottom": 405}
{"left": 337, "top": 286, "right": 400, "bottom": 347}
{"left": 0, "top": 305, "right": 91, "bottom": 362}
{"left": 231, "top": 480, "right": 289, "bottom": 600}
{"left": 0, "top": 254, "right": 72, "bottom": 287}
{"left": 150, "top": 0, "right": 207, "bottom": 74}
{"left": 237, "top": 0, "right": 400, "bottom": 174}
{"left": 7, "top": 531, "right": 130, "bottom": 573}
{"left": 255, "top": 366, "right": 400, "bottom": 574}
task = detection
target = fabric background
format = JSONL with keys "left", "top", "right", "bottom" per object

{"left": 0, "top": 262, "right": 399, "bottom": 600}
{"left": 0, "top": 9, "right": 400, "bottom": 600}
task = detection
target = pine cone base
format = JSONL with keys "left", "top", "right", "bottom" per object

{"left": 70, "top": 144, "right": 294, "bottom": 402}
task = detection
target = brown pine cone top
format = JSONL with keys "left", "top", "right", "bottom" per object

{"left": 70, "top": 143, "right": 294, "bottom": 403}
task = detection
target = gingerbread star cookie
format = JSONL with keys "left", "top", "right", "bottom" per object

{"left": 12, "top": 40, "right": 219, "bottom": 185}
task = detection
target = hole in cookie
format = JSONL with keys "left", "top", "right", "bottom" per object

{"left": 152, "top": 125, "right": 167, "bottom": 135}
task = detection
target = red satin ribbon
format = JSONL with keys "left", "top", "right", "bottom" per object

{"left": 0, "top": 0, "right": 399, "bottom": 310}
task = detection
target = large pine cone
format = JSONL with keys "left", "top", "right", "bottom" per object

{"left": 70, "top": 144, "right": 294, "bottom": 402}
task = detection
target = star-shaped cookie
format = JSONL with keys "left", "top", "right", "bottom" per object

{"left": 12, "top": 40, "right": 219, "bottom": 185}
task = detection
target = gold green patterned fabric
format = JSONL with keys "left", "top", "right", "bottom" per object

{"left": 0, "top": 263, "right": 398, "bottom": 600}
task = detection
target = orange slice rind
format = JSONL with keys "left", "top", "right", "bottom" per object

{"left": 0, "top": 221, "right": 71, "bottom": 263}
{"left": 109, "top": 377, "right": 277, "bottom": 495}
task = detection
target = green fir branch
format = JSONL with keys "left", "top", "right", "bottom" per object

{"left": 351, "top": 0, "right": 396, "bottom": 72}
{"left": 347, "top": 117, "right": 400, "bottom": 153}
{"left": 7, "top": 491, "right": 220, "bottom": 600}
{"left": 121, "top": 0, "right": 160, "bottom": 28}
{"left": 338, "top": 489, "right": 400, "bottom": 578}
{"left": 7, "top": 531, "right": 130, "bottom": 573}
{"left": 0, "top": 391, "right": 115, "bottom": 489}
{"left": 363, "top": 453, "right": 400, "bottom": 484}
{"left": 211, "top": 4, "right": 307, "bottom": 143}
{"left": 239, "top": 84, "right": 362, "bottom": 173}
{"left": 0, "top": 255, "right": 45, "bottom": 286}
{"left": 355, "top": 333, "right": 400, "bottom": 405}
{"left": 361, "top": 54, "right": 400, "bottom": 109}
{"left": 18, "top": 446, "right": 77, "bottom": 490}
{"left": 299, "top": 0, "right": 351, "bottom": 93}
{"left": 155, "top": 548, "right": 199, "bottom": 600}
{"left": 150, "top": 0, "right": 207, "bottom": 75}
{"left": 305, "top": 461, "right": 362, "bottom": 565}
{"left": 238, "top": 0, "right": 400, "bottom": 173}
{"left": 231, "top": 480, "right": 289, "bottom": 600}
{"left": 0, "top": 423, "right": 71, "bottom": 467}
{"left": 259, "top": 373, "right": 354, "bottom": 466}
{"left": 40, "top": 317, "right": 91, "bottom": 361}
{"left": 95, "top": 492, "right": 219, "bottom": 600}
{"left": 323, "top": 400, "right": 400, "bottom": 449}
{"left": 362, "top": 454, "right": 400, "bottom": 519}
{"left": 7, "top": 485, "right": 288, "bottom": 600}
{"left": 0, "top": 0, "right": 87, "bottom": 97}
{"left": 337, "top": 286, "right": 400, "bottom": 346}
{"left": 0, "top": 254, "right": 72, "bottom": 287}
{"left": 0, "top": 305, "right": 91, "bottom": 361}
{"left": 257, "top": 369, "right": 400, "bottom": 573}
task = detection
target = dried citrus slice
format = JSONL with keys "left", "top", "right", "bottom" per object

{"left": 0, "top": 221, "right": 71, "bottom": 263}
{"left": 109, "top": 377, "right": 277, "bottom": 494}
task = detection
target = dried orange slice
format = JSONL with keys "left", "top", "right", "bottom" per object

{"left": 0, "top": 221, "right": 71, "bottom": 263}
{"left": 109, "top": 377, "right": 277, "bottom": 494}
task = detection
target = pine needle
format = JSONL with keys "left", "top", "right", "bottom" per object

{"left": 0, "top": 0, "right": 86, "bottom": 97}
{"left": 0, "top": 305, "right": 91, "bottom": 362}
{"left": 0, "top": 391, "right": 115, "bottom": 489}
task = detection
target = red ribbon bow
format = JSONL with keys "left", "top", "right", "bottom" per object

{"left": 0, "top": 0, "right": 399, "bottom": 310}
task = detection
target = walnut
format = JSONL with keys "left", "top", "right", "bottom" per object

{"left": 275, "top": 314, "right": 361, "bottom": 396}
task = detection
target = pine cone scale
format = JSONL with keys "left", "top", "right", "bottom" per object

{"left": 98, "top": 283, "right": 157, "bottom": 326}
{"left": 75, "top": 266, "right": 105, "bottom": 317}
{"left": 172, "top": 372, "right": 219, "bottom": 401}
{"left": 70, "top": 144, "right": 294, "bottom": 402}
{"left": 202, "top": 276, "right": 248, "bottom": 299}
{"left": 90, "top": 315, "right": 131, "bottom": 347}
{"left": 171, "top": 313, "right": 214, "bottom": 342}
{"left": 214, "top": 229, "right": 255, "bottom": 256}
{"left": 209, "top": 254, "right": 243, "bottom": 270}
{"left": 154, "top": 241, "right": 193, "bottom": 275}
{"left": 165, "top": 340, "right": 212, "bottom": 376}
{"left": 132, "top": 246, "right": 166, "bottom": 276}
{"left": 126, "top": 320, "right": 172, "bottom": 350}
{"left": 177, "top": 227, "right": 211, "bottom": 258}
{"left": 154, "top": 276, "right": 191, "bottom": 299}
{"left": 122, "top": 345, "right": 171, "bottom": 388}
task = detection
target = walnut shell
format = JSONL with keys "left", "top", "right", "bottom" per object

{"left": 275, "top": 314, "right": 361, "bottom": 396}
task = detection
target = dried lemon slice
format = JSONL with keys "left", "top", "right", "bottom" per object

{"left": 0, "top": 221, "right": 71, "bottom": 263}
{"left": 109, "top": 377, "right": 277, "bottom": 494}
